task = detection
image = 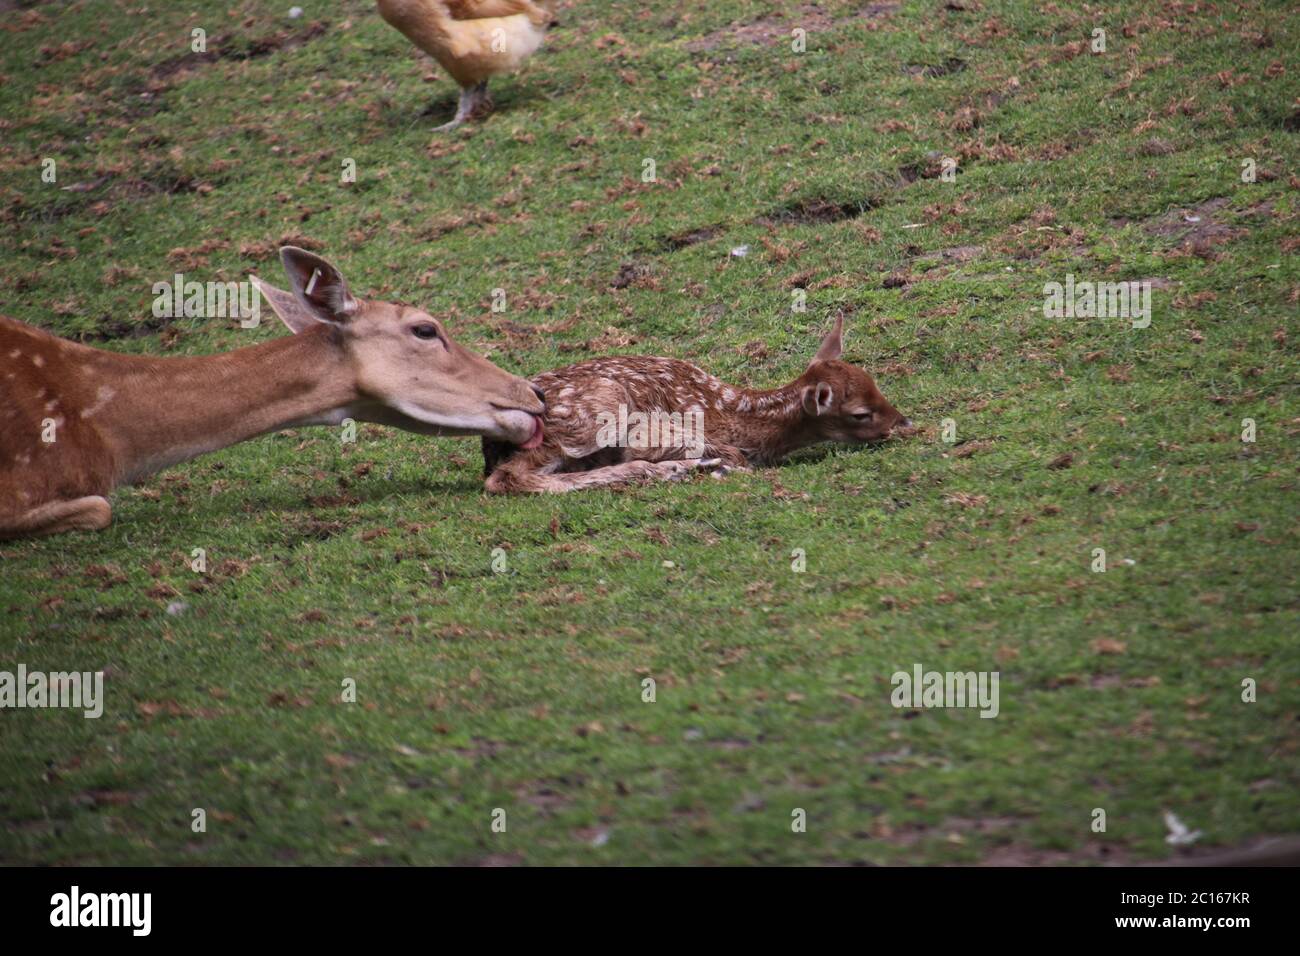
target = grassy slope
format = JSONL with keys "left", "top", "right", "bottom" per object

{"left": 0, "top": 0, "right": 1296, "bottom": 865}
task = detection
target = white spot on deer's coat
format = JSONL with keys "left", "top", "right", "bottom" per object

{"left": 31, "top": 355, "right": 45, "bottom": 367}
{"left": 81, "top": 384, "right": 116, "bottom": 419}
{"left": 7, "top": 349, "right": 19, "bottom": 359}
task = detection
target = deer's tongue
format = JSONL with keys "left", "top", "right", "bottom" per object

{"left": 520, "top": 416, "right": 544, "bottom": 450}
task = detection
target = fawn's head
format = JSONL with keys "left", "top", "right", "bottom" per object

{"left": 252, "top": 247, "right": 545, "bottom": 446}
{"left": 797, "top": 316, "right": 911, "bottom": 444}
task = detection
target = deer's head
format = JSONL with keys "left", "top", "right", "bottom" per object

{"left": 252, "top": 247, "right": 545, "bottom": 447}
{"left": 797, "top": 316, "right": 912, "bottom": 444}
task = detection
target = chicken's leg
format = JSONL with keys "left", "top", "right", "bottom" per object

{"left": 435, "top": 81, "right": 491, "bottom": 132}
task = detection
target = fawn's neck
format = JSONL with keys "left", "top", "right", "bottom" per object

{"left": 726, "top": 377, "right": 818, "bottom": 464}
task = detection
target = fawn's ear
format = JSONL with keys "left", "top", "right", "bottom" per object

{"left": 279, "top": 246, "right": 358, "bottom": 326}
{"left": 249, "top": 275, "right": 322, "bottom": 335}
{"left": 801, "top": 381, "right": 835, "bottom": 416}
{"left": 810, "top": 315, "right": 843, "bottom": 364}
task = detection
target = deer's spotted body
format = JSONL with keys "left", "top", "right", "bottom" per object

{"left": 483, "top": 318, "right": 912, "bottom": 493}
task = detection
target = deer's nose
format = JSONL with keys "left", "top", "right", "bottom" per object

{"left": 531, "top": 384, "right": 546, "bottom": 410}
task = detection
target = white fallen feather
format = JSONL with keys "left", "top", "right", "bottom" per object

{"left": 1164, "top": 811, "right": 1203, "bottom": 846}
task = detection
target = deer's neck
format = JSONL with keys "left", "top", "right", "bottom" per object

{"left": 726, "top": 378, "right": 816, "bottom": 464}
{"left": 96, "top": 328, "right": 358, "bottom": 483}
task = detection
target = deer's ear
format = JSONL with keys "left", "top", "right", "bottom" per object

{"left": 249, "top": 275, "right": 322, "bottom": 335}
{"left": 279, "top": 247, "right": 358, "bottom": 325}
{"left": 810, "top": 315, "right": 843, "bottom": 364}
{"left": 801, "top": 382, "right": 835, "bottom": 416}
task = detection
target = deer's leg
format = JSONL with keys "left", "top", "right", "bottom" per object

{"left": 487, "top": 457, "right": 717, "bottom": 494}
{"left": 700, "top": 443, "right": 752, "bottom": 477}
{"left": 0, "top": 496, "right": 112, "bottom": 540}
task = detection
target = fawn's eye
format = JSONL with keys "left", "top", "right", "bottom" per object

{"left": 412, "top": 324, "right": 440, "bottom": 341}
{"left": 851, "top": 411, "right": 873, "bottom": 420}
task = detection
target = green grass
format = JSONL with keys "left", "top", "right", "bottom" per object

{"left": 0, "top": 0, "right": 1297, "bottom": 865}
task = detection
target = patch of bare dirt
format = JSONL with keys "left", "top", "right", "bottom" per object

{"left": 452, "top": 737, "right": 505, "bottom": 761}
{"left": 515, "top": 782, "right": 574, "bottom": 816}
{"left": 916, "top": 244, "right": 983, "bottom": 264}
{"left": 897, "top": 157, "right": 946, "bottom": 184}
{"left": 904, "top": 56, "right": 967, "bottom": 78}
{"left": 657, "top": 224, "right": 722, "bottom": 251}
{"left": 610, "top": 259, "right": 656, "bottom": 290}
{"left": 421, "top": 209, "right": 503, "bottom": 240}
{"left": 151, "top": 21, "right": 329, "bottom": 80}
{"left": 84, "top": 314, "right": 172, "bottom": 343}
{"left": 877, "top": 815, "right": 1033, "bottom": 851}
{"left": 757, "top": 195, "right": 876, "bottom": 226}
{"left": 1144, "top": 197, "right": 1232, "bottom": 241}
{"left": 1143, "top": 197, "right": 1249, "bottom": 257}
{"left": 117, "top": 164, "right": 209, "bottom": 198}
{"left": 976, "top": 842, "right": 1132, "bottom": 866}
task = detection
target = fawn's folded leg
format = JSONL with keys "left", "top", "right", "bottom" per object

{"left": 0, "top": 496, "right": 112, "bottom": 540}
{"left": 486, "top": 458, "right": 723, "bottom": 494}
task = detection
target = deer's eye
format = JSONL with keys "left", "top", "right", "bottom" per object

{"left": 412, "top": 324, "right": 440, "bottom": 341}
{"left": 851, "top": 411, "right": 873, "bottom": 420}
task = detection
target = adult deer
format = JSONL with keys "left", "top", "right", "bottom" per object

{"left": 0, "top": 247, "right": 545, "bottom": 538}
{"left": 481, "top": 316, "right": 912, "bottom": 493}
